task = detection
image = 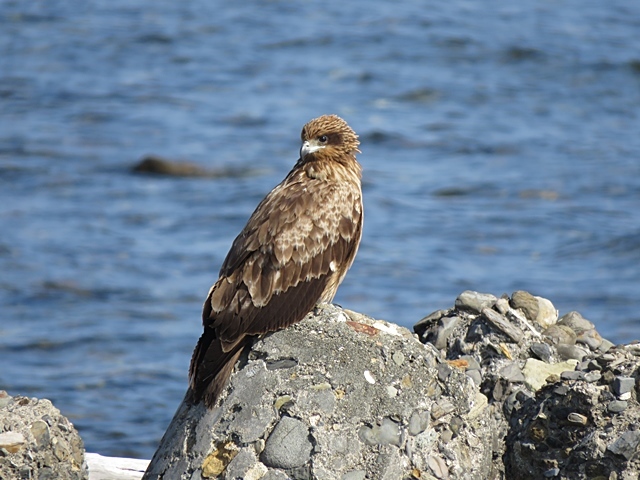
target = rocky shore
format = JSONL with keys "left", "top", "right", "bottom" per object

{"left": 2, "top": 291, "right": 639, "bottom": 479}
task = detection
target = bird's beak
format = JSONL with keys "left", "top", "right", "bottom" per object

{"left": 300, "top": 140, "right": 324, "bottom": 158}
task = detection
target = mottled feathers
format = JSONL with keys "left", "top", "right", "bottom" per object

{"left": 189, "top": 114, "right": 363, "bottom": 407}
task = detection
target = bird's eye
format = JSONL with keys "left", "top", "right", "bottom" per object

{"left": 319, "top": 135, "right": 328, "bottom": 143}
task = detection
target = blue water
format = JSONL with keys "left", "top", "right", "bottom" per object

{"left": 1, "top": 0, "right": 639, "bottom": 459}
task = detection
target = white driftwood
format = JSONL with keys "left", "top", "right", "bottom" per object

{"left": 86, "top": 452, "right": 149, "bottom": 480}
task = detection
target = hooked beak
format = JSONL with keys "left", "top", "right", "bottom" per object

{"left": 300, "top": 140, "right": 325, "bottom": 159}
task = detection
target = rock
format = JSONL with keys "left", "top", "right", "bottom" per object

{"left": 530, "top": 343, "right": 553, "bottom": 363}
{"left": 522, "top": 358, "right": 579, "bottom": 391}
{"left": 261, "top": 416, "right": 312, "bottom": 469}
{"left": 613, "top": 376, "right": 636, "bottom": 396}
{"left": 608, "top": 431, "right": 640, "bottom": 460}
{"left": 510, "top": 291, "right": 539, "bottom": 321}
{"left": 482, "top": 308, "right": 523, "bottom": 343}
{"left": 455, "top": 291, "right": 497, "bottom": 314}
{"left": 140, "top": 292, "right": 640, "bottom": 480}
{"left": 556, "top": 344, "right": 589, "bottom": 361}
{"left": 535, "top": 297, "right": 558, "bottom": 329}
{"left": 542, "top": 325, "right": 577, "bottom": 346}
{"left": 558, "top": 311, "right": 595, "bottom": 335}
{"left": 0, "top": 393, "right": 86, "bottom": 480}
{"left": 143, "top": 305, "right": 496, "bottom": 480}
{"left": 132, "top": 155, "right": 260, "bottom": 178}
{"left": 608, "top": 400, "right": 628, "bottom": 413}
{"left": 576, "top": 328, "right": 603, "bottom": 351}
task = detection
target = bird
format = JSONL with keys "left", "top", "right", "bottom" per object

{"left": 188, "top": 114, "right": 363, "bottom": 407}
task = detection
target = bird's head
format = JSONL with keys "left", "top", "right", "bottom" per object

{"left": 299, "top": 114, "right": 360, "bottom": 162}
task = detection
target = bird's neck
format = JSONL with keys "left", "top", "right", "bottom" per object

{"left": 299, "top": 153, "right": 362, "bottom": 183}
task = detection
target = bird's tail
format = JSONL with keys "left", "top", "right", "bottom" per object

{"left": 188, "top": 329, "right": 248, "bottom": 408}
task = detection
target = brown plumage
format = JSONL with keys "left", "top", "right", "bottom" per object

{"left": 188, "top": 114, "right": 363, "bottom": 407}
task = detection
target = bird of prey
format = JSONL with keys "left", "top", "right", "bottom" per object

{"left": 188, "top": 114, "right": 363, "bottom": 407}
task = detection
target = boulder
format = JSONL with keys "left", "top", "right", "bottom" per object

{"left": 0, "top": 391, "right": 87, "bottom": 480}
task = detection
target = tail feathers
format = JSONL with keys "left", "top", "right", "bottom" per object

{"left": 188, "top": 329, "right": 249, "bottom": 408}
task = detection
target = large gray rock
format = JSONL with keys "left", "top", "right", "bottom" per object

{"left": 143, "top": 304, "right": 498, "bottom": 480}
{"left": 0, "top": 391, "right": 87, "bottom": 480}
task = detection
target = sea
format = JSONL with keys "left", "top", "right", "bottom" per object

{"left": 1, "top": 0, "right": 639, "bottom": 459}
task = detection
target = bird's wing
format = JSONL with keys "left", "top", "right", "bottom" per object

{"left": 210, "top": 167, "right": 361, "bottom": 345}
{"left": 189, "top": 168, "right": 361, "bottom": 404}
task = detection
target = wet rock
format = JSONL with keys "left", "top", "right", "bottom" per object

{"left": 455, "top": 291, "right": 497, "bottom": 314}
{"left": 0, "top": 393, "right": 86, "bottom": 480}
{"left": 132, "top": 155, "right": 261, "bottom": 178}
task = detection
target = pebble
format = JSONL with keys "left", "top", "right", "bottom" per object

{"left": 0, "top": 391, "right": 12, "bottom": 409}
{"left": 576, "top": 329, "right": 603, "bottom": 351}
{"left": 560, "top": 371, "right": 585, "bottom": 381}
{"left": 598, "top": 353, "right": 616, "bottom": 364}
{"left": 482, "top": 308, "right": 524, "bottom": 343}
{"left": 363, "top": 370, "right": 376, "bottom": 384}
{"left": 408, "top": 410, "right": 430, "bottom": 436}
{"left": 544, "top": 467, "right": 560, "bottom": 478}
{"left": 414, "top": 309, "right": 448, "bottom": 334}
{"left": 556, "top": 344, "right": 589, "bottom": 362}
{"left": 530, "top": 343, "right": 553, "bottom": 363}
{"left": 435, "top": 316, "right": 461, "bottom": 349}
{"left": 607, "top": 431, "right": 640, "bottom": 460}
{"left": 522, "top": 358, "right": 579, "bottom": 391}
{"left": 466, "top": 369, "right": 483, "bottom": 387}
{"left": 535, "top": 297, "right": 558, "bottom": 329}
{"left": 607, "top": 400, "right": 628, "bottom": 413}
{"left": 261, "top": 417, "right": 312, "bottom": 469}
{"left": 500, "top": 362, "right": 525, "bottom": 383}
{"left": 358, "top": 418, "right": 401, "bottom": 446}
{"left": 567, "top": 413, "right": 588, "bottom": 426}
{"left": 431, "top": 400, "right": 456, "bottom": 420}
{"left": 542, "top": 325, "right": 576, "bottom": 346}
{"left": 598, "top": 339, "right": 615, "bottom": 353}
{"left": 558, "top": 311, "right": 595, "bottom": 335}
{"left": 455, "top": 291, "right": 497, "bottom": 314}
{"left": 613, "top": 376, "right": 635, "bottom": 396}
{"left": 510, "top": 291, "right": 539, "bottom": 321}
{"left": 460, "top": 355, "right": 481, "bottom": 370}
{"left": 392, "top": 351, "right": 405, "bottom": 366}
{"left": 495, "top": 297, "right": 510, "bottom": 315}
{"left": 583, "top": 371, "right": 602, "bottom": 383}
